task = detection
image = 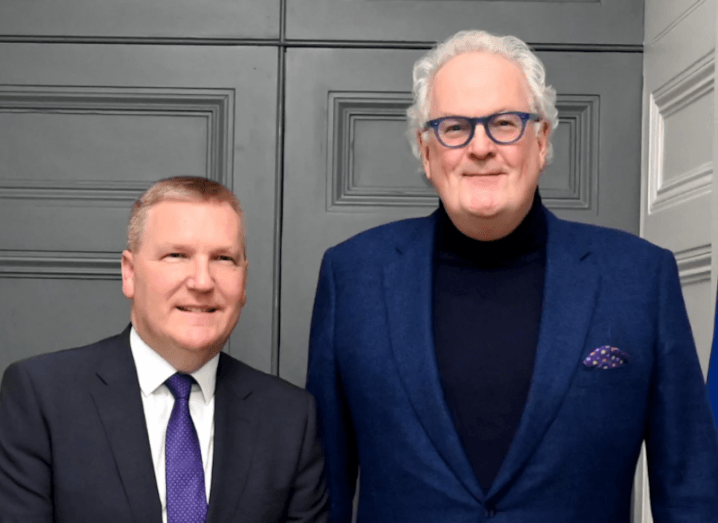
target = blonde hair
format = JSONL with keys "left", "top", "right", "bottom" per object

{"left": 127, "top": 176, "right": 246, "bottom": 258}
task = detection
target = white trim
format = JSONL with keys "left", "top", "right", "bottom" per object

{"left": 647, "top": 53, "right": 714, "bottom": 215}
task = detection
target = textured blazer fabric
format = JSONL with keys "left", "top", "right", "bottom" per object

{"left": 307, "top": 206, "right": 718, "bottom": 523}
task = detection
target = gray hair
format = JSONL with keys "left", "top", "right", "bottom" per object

{"left": 406, "top": 29, "right": 559, "bottom": 166}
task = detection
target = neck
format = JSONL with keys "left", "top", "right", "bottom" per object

{"left": 435, "top": 191, "right": 546, "bottom": 268}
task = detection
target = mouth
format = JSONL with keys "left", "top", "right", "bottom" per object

{"left": 464, "top": 171, "right": 503, "bottom": 177}
{"left": 177, "top": 306, "right": 218, "bottom": 313}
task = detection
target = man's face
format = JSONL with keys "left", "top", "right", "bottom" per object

{"left": 121, "top": 199, "right": 247, "bottom": 372}
{"left": 419, "top": 51, "right": 549, "bottom": 239}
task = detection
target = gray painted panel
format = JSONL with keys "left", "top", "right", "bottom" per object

{"left": 0, "top": 0, "right": 279, "bottom": 39}
{"left": 0, "top": 279, "right": 130, "bottom": 373}
{"left": 0, "top": 111, "right": 208, "bottom": 181}
{"left": 280, "top": 48, "right": 642, "bottom": 386}
{"left": 0, "top": 44, "right": 278, "bottom": 377}
{"left": 541, "top": 52, "right": 643, "bottom": 232}
{"left": 286, "top": 0, "right": 643, "bottom": 45}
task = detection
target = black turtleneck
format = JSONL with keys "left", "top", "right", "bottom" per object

{"left": 432, "top": 192, "right": 547, "bottom": 493}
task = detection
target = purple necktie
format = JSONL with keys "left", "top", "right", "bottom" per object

{"left": 165, "top": 373, "right": 208, "bottom": 523}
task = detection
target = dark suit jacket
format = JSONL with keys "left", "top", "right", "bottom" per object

{"left": 0, "top": 326, "right": 328, "bottom": 523}
{"left": 306, "top": 207, "right": 718, "bottom": 523}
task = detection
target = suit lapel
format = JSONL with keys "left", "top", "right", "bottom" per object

{"left": 91, "top": 327, "right": 162, "bottom": 523}
{"left": 488, "top": 212, "right": 601, "bottom": 497}
{"left": 205, "top": 354, "right": 255, "bottom": 523}
{"left": 383, "top": 213, "right": 483, "bottom": 503}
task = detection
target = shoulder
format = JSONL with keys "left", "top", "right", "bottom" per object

{"left": 217, "top": 353, "right": 315, "bottom": 410}
{"left": 3, "top": 330, "right": 127, "bottom": 384}
{"left": 547, "top": 211, "right": 674, "bottom": 268}
{"left": 324, "top": 213, "right": 435, "bottom": 265}
{"left": 0, "top": 331, "right": 131, "bottom": 416}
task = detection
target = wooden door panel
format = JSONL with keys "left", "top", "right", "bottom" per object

{"left": 0, "top": 44, "right": 278, "bottom": 376}
{"left": 286, "top": 0, "right": 642, "bottom": 45}
{"left": 279, "top": 48, "right": 641, "bottom": 386}
{"left": 0, "top": 279, "right": 129, "bottom": 365}
{"left": 0, "top": 0, "right": 279, "bottom": 39}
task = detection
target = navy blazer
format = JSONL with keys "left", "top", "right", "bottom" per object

{"left": 0, "top": 326, "right": 328, "bottom": 523}
{"left": 306, "top": 207, "right": 718, "bottom": 523}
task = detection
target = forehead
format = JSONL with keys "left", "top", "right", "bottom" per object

{"left": 430, "top": 51, "right": 531, "bottom": 116}
{"left": 143, "top": 199, "right": 242, "bottom": 245}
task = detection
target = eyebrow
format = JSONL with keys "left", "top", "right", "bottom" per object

{"left": 153, "top": 242, "right": 241, "bottom": 256}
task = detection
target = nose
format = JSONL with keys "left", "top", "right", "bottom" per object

{"left": 466, "top": 123, "right": 496, "bottom": 159}
{"left": 186, "top": 257, "right": 214, "bottom": 292}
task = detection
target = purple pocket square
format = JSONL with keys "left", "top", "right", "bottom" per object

{"left": 582, "top": 346, "right": 630, "bottom": 369}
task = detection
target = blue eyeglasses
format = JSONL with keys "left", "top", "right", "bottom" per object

{"left": 425, "top": 111, "right": 541, "bottom": 148}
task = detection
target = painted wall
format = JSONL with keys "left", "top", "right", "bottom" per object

{"left": 639, "top": 1, "right": 717, "bottom": 520}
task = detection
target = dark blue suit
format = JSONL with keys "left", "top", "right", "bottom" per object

{"left": 0, "top": 326, "right": 328, "bottom": 523}
{"left": 307, "top": 207, "right": 718, "bottom": 522}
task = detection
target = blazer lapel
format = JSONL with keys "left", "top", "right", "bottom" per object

{"left": 205, "top": 354, "right": 255, "bottom": 523}
{"left": 383, "top": 213, "right": 483, "bottom": 503}
{"left": 488, "top": 212, "right": 601, "bottom": 497}
{"left": 91, "top": 327, "right": 162, "bottom": 523}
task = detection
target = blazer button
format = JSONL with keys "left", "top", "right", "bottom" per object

{"left": 485, "top": 507, "right": 496, "bottom": 518}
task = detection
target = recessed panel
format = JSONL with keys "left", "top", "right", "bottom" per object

{"left": 328, "top": 92, "right": 434, "bottom": 209}
{"left": 541, "top": 123, "right": 573, "bottom": 192}
{"left": 662, "top": 90, "right": 713, "bottom": 184}
{"left": 351, "top": 118, "right": 422, "bottom": 191}
{"left": 0, "top": 87, "right": 233, "bottom": 252}
{"left": 0, "top": 111, "right": 208, "bottom": 183}
{"left": 540, "top": 95, "right": 598, "bottom": 210}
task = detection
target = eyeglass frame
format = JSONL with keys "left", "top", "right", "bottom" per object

{"left": 424, "top": 111, "right": 542, "bottom": 148}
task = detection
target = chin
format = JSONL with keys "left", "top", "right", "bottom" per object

{"left": 464, "top": 204, "right": 504, "bottom": 220}
{"left": 175, "top": 333, "right": 224, "bottom": 354}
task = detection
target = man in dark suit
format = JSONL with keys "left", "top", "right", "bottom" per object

{"left": 0, "top": 177, "right": 328, "bottom": 523}
{"left": 306, "top": 29, "right": 718, "bottom": 522}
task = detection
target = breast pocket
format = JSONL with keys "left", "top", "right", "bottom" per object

{"left": 573, "top": 365, "right": 637, "bottom": 388}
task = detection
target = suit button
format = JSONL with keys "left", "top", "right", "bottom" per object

{"left": 485, "top": 507, "right": 496, "bottom": 518}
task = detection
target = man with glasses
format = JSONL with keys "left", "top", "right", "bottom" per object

{"left": 307, "top": 29, "right": 718, "bottom": 522}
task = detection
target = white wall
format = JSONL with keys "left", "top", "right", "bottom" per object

{"left": 639, "top": 0, "right": 717, "bottom": 521}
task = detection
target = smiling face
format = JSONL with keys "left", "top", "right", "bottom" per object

{"left": 121, "top": 199, "right": 247, "bottom": 373}
{"left": 419, "top": 51, "right": 549, "bottom": 240}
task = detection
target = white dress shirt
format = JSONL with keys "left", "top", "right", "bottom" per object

{"left": 129, "top": 327, "right": 217, "bottom": 523}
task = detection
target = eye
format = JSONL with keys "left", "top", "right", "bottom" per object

{"left": 440, "top": 119, "right": 470, "bottom": 135}
{"left": 491, "top": 114, "right": 521, "bottom": 128}
{"left": 215, "top": 255, "right": 237, "bottom": 264}
{"left": 166, "top": 252, "right": 187, "bottom": 259}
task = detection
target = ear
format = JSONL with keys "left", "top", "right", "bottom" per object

{"left": 536, "top": 120, "right": 550, "bottom": 172}
{"left": 121, "top": 250, "right": 135, "bottom": 299}
{"left": 240, "top": 263, "right": 248, "bottom": 308}
{"left": 417, "top": 131, "right": 432, "bottom": 181}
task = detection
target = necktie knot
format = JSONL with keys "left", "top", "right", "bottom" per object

{"left": 166, "top": 373, "right": 194, "bottom": 400}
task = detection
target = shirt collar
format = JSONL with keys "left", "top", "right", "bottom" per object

{"left": 129, "top": 326, "right": 219, "bottom": 404}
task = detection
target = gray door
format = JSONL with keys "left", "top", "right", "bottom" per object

{"left": 0, "top": 0, "right": 643, "bottom": 385}
{"left": 0, "top": 44, "right": 279, "bottom": 373}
